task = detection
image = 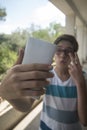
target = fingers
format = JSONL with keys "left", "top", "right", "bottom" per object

{"left": 9, "top": 63, "right": 53, "bottom": 98}
{"left": 69, "top": 53, "right": 75, "bottom": 63}
{"left": 68, "top": 53, "right": 77, "bottom": 70}
{"left": 12, "top": 63, "right": 53, "bottom": 72}
{"left": 68, "top": 53, "right": 82, "bottom": 77}
{"left": 18, "top": 80, "right": 49, "bottom": 89}
{"left": 21, "top": 87, "right": 45, "bottom": 97}
{"left": 69, "top": 52, "right": 81, "bottom": 68}
{"left": 13, "top": 71, "right": 54, "bottom": 81}
{"left": 74, "top": 53, "right": 81, "bottom": 65}
{"left": 13, "top": 79, "right": 48, "bottom": 98}
{"left": 14, "top": 48, "right": 24, "bottom": 65}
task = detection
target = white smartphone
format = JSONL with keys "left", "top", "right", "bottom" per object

{"left": 22, "top": 37, "right": 57, "bottom": 99}
{"left": 22, "top": 37, "right": 57, "bottom": 64}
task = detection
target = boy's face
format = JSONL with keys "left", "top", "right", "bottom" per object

{"left": 54, "top": 40, "right": 74, "bottom": 69}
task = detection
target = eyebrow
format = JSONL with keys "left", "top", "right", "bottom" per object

{"left": 57, "top": 46, "right": 73, "bottom": 50}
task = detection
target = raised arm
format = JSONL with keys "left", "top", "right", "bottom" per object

{"left": 0, "top": 49, "right": 54, "bottom": 112}
{"left": 68, "top": 53, "right": 87, "bottom": 126}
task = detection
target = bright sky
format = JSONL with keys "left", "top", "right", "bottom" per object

{"left": 0, "top": 0, "right": 65, "bottom": 34}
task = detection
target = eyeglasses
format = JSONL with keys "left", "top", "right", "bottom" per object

{"left": 55, "top": 47, "right": 74, "bottom": 56}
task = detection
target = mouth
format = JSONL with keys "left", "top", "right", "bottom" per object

{"left": 60, "top": 60, "right": 67, "bottom": 64}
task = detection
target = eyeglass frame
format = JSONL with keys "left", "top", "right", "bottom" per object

{"left": 55, "top": 47, "right": 74, "bottom": 56}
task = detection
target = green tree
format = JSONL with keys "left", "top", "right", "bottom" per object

{"left": 9, "top": 29, "right": 30, "bottom": 51}
{"left": 0, "top": 44, "right": 17, "bottom": 80}
{"left": 0, "top": 8, "right": 7, "bottom": 21}
{"left": 31, "top": 28, "right": 51, "bottom": 42}
{"left": 30, "top": 22, "right": 65, "bottom": 43}
{"left": 0, "top": 22, "right": 65, "bottom": 80}
{"left": 48, "top": 22, "right": 65, "bottom": 42}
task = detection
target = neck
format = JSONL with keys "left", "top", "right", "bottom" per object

{"left": 54, "top": 66, "right": 70, "bottom": 81}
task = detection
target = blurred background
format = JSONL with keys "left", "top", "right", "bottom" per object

{"left": 0, "top": 0, "right": 87, "bottom": 130}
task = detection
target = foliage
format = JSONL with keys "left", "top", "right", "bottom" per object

{"left": 0, "top": 8, "right": 7, "bottom": 21}
{"left": 0, "top": 44, "right": 17, "bottom": 80}
{"left": 48, "top": 22, "right": 65, "bottom": 42}
{"left": 29, "top": 22, "right": 65, "bottom": 43}
{"left": 0, "top": 22, "right": 65, "bottom": 81}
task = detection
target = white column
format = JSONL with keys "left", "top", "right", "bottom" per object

{"left": 65, "top": 13, "right": 75, "bottom": 36}
{"left": 86, "top": 28, "right": 87, "bottom": 60}
{"left": 85, "top": 28, "right": 87, "bottom": 60}
{"left": 76, "top": 24, "right": 84, "bottom": 64}
{"left": 83, "top": 27, "right": 87, "bottom": 62}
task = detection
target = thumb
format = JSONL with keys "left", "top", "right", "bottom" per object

{"left": 14, "top": 48, "right": 24, "bottom": 65}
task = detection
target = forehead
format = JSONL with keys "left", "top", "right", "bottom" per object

{"left": 57, "top": 40, "right": 73, "bottom": 49}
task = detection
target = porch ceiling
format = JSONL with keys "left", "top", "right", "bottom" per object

{"left": 49, "top": 0, "right": 87, "bottom": 26}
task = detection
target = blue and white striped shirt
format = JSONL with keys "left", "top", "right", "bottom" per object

{"left": 39, "top": 69, "right": 83, "bottom": 130}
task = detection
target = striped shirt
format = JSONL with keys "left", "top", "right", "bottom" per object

{"left": 39, "top": 69, "right": 84, "bottom": 130}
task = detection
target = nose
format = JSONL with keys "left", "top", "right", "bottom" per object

{"left": 60, "top": 51, "right": 66, "bottom": 57}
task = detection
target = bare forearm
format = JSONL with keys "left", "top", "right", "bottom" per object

{"left": 77, "top": 82, "right": 87, "bottom": 126}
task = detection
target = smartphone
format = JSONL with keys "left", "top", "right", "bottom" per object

{"left": 22, "top": 37, "right": 57, "bottom": 99}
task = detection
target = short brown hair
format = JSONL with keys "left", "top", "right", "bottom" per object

{"left": 54, "top": 34, "right": 79, "bottom": 52}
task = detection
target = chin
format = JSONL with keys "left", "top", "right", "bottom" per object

{"left": 60, "top": 64, "right": 68, "bottom": 69}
